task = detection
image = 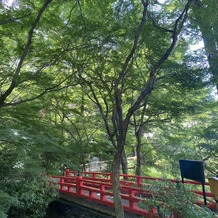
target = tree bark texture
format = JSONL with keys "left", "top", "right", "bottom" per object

{"left": 121, "top": 150, "right": 128, "bottom": 175}
{"left": 112, "top": 148, "right": 125, "bottom": 218}
{"left": 135, "top": 127, "right": 142, "bottom": 176}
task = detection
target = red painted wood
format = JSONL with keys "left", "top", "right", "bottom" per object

{"left": 51, "top": 171, "right": 216, "bottom": 217}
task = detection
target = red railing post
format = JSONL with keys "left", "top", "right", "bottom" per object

{"left": 90, "top": 190, "right": 95, "bottom": 198}
{"left": 137, "top": 176, "right": 142, "bottom": 187}
{"left": 129, "top": 189, "right": 137, "bottom": 209}
{"left": 65, "top": 169, "right": 70, "bottom": 177}
{"left": 68, "top": 185, "right": 72, "bottom": 192}
{"left": 100, "top": 184, "right": 106, "bottom": 201}
{"left": 76, "top": 176, "right": 83, "bottom": 196}
{"left": 60, "top": 177, "right": 65, "bottom": 191}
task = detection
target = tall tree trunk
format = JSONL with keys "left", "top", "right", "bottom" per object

{"left": 121, "top": 150, "right": 128, "bottom": 175}
{"left": 112, "top": 147, "right": 125, "bottom": 218}
{"left": 135, "top": 127, "right": 142, "bottom": 176}
{"left": 87, "top": 3, "right": 193, "bottom": 218}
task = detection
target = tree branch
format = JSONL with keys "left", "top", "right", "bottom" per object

{"left": 125, "top": 0, "right": 194, "bottom": 125}
{"left": 1, "top": 75, "right": 72, "bottom": 107}
{"left": 0, "top": 0, "right": 52, "bottom": 107}
{"left": 115, "top": 0, "right": 149, "bottom": 89}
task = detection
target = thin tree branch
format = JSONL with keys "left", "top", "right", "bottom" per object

{"left": 0, "top": 0, "right": 52, "bottom": 107}
{"left": 149, "top": 13, "right": 174, "bottom": 33}
{"left": 115, "top": 0, "right": 149, "bottom": 89}
{"left": 2, "top": 75, "right": 72, "bottom": 107}
{"left": 0, "top": 13, "right": 31, "bottom": 25}
{"left": 125, "top": 0, "right": 194, "bottom": 126}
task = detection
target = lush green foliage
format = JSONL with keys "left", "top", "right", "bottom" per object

{"left": 139, "top": 181, "right": 215, "bottom": 218}
{"left": 0, "top": 191, "right": 18, "bottom": 218}
{"left": 0, "top": 0, "right": 217, "bottom": 217}
{"left": 3, "top": 176, "right": 57, "bottom": 218}
{"left": 0, "top": 116, "right": 59, "bottom": 217}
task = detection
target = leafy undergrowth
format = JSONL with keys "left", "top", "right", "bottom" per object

{"left": 1, "top": 175, "right": 57, "bottom": 218}
{"left": 139, "top": 180, "right": 215, "bottom": 218}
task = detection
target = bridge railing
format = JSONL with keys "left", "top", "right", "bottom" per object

{"left": 65, "top": 170, "right": 216, "bottom": 209}
{"left": 65, "top": 170, "right": 113, "bottom": 182}
{"left": 51, "top": 171, "right": 216, "bottom": 217}
{"left": 120, "top": 174, "right": 217, "bottom": 211}
{"left": 64, "top": 171, "right": 215, "bottom": 202}
{"left": 51, "top": 174, "right": 159, "bottom": 217}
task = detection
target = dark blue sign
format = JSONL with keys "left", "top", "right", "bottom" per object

{"left": 179, "top": 159, "right": 205, "bottom": 183}
{"left": 179, "top": 159, "right": 207, "bottom": 205}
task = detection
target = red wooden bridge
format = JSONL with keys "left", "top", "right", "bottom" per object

{"left": 51, "top": 170, "right": 217, "bottom": 218}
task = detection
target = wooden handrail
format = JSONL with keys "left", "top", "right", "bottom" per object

{"left": 51, "top": 171, "right": 216, "bottom": 217}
